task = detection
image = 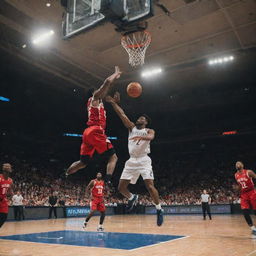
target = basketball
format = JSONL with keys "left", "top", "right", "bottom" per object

{"left": 127, "top": 82, "right": 142, "bottom": 98}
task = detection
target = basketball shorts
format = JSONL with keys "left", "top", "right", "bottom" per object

{"left": 240, "top": 189, "right": 256, "bottom": 210}
{"left": 120, "top": 155, "right": 154, "bottom": 184}
{"left": 90, "top": 198, "right": 105, "bottom": 212}
{"left": 80, "top": 126, "right": 114, "bottom": 159}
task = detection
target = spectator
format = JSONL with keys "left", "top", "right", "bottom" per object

{"left": 12, "top": 191, "right": 24, "bottom": 221}
{"left": 48, "top": 192, "right": 58, "bottom": 219}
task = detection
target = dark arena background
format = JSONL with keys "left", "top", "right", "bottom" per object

{"left": 0, "top": 1, "right": 256, "bottom": 256}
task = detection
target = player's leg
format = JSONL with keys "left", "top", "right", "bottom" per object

{"left": 202, "top": 203, "right": 206, "bottom": 220}
{"left": 241, "top": 192, "right": 256, "bottom": 234}
{"left": 0, "top": 213, "right": 8, "bottom": 228}
{"left": 144, "top": 179, "right": 164, "bottom": 226}
{"left": 97, "top": 202, "right": 106, "bottom": 231}
{"left": 83, "top": 210, "right": 96, "bottom": 228}
{"left": 118, "top": 166, "right": 140, "bottom": 212}
{"left": 206, "top": 203, "right": 212, "bottom": 220}
{"left": 66, "top": 160, "right": 86, "bottom": 176}
{"left": 118, "top": 179, "right": 133, "bottom": 199}
{"left": 66, "top": 128, "right": 94, "bottom": 176}
{"left": 92, "top": 128, "right": 118, "bottom": 182}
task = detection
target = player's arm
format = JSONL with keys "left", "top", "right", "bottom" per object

{"left": 130, "top": 129, "right": 155, "bottom": 142}
{"left": 85, "top": 180, "right": 94, "bottom": 196}
{"left": 93, "top": 66, "right": 122, "bottom": 101}
{"left": 106, "top": 92, "right": 135, "bottom": 131}
{"left": 208, "top": 196, "right": 211, "bottom": 204}
{"left": 247, "top": 170, "right": 256, "bottom": 179}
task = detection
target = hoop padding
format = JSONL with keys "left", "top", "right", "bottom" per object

{"left": 121, "top": 31, "right": 151, "bottom": 67}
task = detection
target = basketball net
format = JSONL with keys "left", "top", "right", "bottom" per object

{"left": 121, "top": 30, "right": 151, "bottom": 67}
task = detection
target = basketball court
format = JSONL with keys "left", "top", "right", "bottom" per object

{"left": 0, "top": 215, "right": 255, "bottom": 256}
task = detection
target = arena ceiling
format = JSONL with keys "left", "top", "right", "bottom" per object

{"left": 0, "top": 0, "right": 256, "bottom": 91}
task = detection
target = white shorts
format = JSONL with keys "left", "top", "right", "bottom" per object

{"left": 120, "top": 155, "right": 154, "bottom": 184}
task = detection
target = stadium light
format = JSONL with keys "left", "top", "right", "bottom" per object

{"left": 46, "top": 3, "right": 51, "bottom": 7}
{"left": 32, "top": 30, "right": 54, "bottom": 45}
{"left": 208, "top": 55, "right": 234, "bottom": 66}
{"left": 141, "top": 68, "right": 162, "bottom": 78}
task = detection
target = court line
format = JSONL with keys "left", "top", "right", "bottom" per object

{"left": 246, "top": 250, "right": 256, "bottom": 256}
{"left": 129, "top": 235, "right": 190, "bottom": 251}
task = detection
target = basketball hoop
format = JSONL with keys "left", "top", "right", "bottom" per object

{"left": 121, "top": 30, "right": 151, "bottom": 67}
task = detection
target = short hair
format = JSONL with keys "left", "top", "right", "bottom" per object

{"left": 141, "top": 114, "right": 151, "bottom": 126}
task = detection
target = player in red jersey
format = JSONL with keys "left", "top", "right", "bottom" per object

{"left": 65, "top": 66, "right": 122, "bottom": 183}
{"left": 234, "top": 161, "right": 256, "bottom": 234}
{"left": 83, "top": 172, "right": 106, "bottom": 231}
{"left": 0, "top": 163, "right": 13, "bottom": 228}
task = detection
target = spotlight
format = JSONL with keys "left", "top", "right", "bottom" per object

{"left": 141, "top": 68, "right": 162, "bottom": 78}
{"left": 208, "top": 55, "right": 234, "bottom": 66}
{"left": 46, "top": 3, "right": 51, "bottom": 7}
{"left": 32, "top": 30, "right": 54, "bottom": 45}
{"left": 22, "top": 44, "right": 27, "bottom": 48}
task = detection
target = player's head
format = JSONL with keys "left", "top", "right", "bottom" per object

{"left": 236, "top": 161, "right": 244, "bottom": 171}
{"left": 136, "top": 114, "right": 151, "bottom": 128}
{"left": 2, "top": 163, "right": 12, "bottom": 177}
{"left": 203, "top": 189, "right": 207, "bottom": 194}
{"left": 96, "top": 172, "right": 102, "bottom": 180}
{"left": 17, "top": 191, "right": 21, "bottom": 195}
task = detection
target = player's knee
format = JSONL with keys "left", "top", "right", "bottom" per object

{"left": 118, "top": 183, "right": 125, "bottom": 193}
{"left": 110, "top": 153, "right": 118, "bottom": 163}
{"left": 146, "top": 183, "right": 155, "bottom": 192}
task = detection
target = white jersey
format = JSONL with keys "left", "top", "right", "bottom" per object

{"left": 128, "top": 127, "right": 151, "bottom": 158}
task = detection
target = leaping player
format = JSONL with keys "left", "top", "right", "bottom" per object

{"left": 83, "top": 172, "right": 106, "bottom": 231}
{"left": 106, "top": 92, "right": 164, "bottom": 226}
{"left": 0, "top": 163, "right": 13, "bottom": 228}
{"left": 65, "top": 67, "right": 122, "bottom": 184}
{"left": 234, "top": 161, "right": 256, "bottom": 235}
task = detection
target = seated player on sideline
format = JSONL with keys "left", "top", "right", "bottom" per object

{"left": 0, "top": 163, "right": 13, "bottom": 228}
{"left": 106, "top": 92, "right": 164, "bottom": 226}
{"left": 65, "top": 67, "right": 122, "bottom": 184}
{"left": 234, "top": 161, "right": 256, "bottom": 235}
{"left": 83, "top": 172, "right": 106, "bottom": 231}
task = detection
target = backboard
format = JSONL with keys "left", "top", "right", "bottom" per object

{"left": 62, "top": 0, "right": 153, "bottom": 38}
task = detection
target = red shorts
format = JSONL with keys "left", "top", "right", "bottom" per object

{"left": 80, "top": 126, "right": 113, "bottom": 158}
{"left": 90, "top": 198, "right": 105, "bottom": 212}
{"left": 240, "top": 189, "right": 256, "bottom": 210}
{"left": 0, "top": 201, "right": 8, "bottom": 214}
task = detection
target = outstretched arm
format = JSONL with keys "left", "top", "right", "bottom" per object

{"left": 93, "top": 66, "right": 122, "bottom": 100}
{"left": 106, "top": 92, "right": 135, "bottom": 131}
{"left": 248, "top": 170, "right": 256, "bottom": 179}
{"left": 85, "top": 180, "right": 94, "bottom": 196}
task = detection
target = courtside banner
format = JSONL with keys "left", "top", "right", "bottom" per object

{"left": 145, "top": 204, "right": 231, "bottom": 214}
{"left": 66, "top": 207, "right": 114, "bottom": 217}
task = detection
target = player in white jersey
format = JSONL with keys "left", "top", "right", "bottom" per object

{"left": 106, "top": 92, "right": 164, "bottom": 226}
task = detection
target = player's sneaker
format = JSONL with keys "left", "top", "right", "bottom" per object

{"left": 83, "top": 222, "right": 87, "bottom": 229}
{"left": 127, "top": 194, "right": 138, "bottom": 212}
{"left": 157, "top": 209, "right": 164, "bottom": 226}
{"left": 97, "top": 227, "right": 104, "bottom": 232}
{"left": 252, "top": 229, "right": 256, "bottom": 235}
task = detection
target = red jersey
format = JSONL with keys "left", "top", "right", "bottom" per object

{"left": 87, "top": 97, "right": 106, "bottom": 130}
{"left": 91, "top": 179, "right": 104, "bottom": 198}
{"left": 235, "top": 169, "right": 254, "bottom": 193}
{"left": 0, "top": 174, "right": 13, "bottom": 213}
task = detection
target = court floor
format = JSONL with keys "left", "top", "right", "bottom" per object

{"left": 0, "top": 215, "right": 255, "bottom": 256}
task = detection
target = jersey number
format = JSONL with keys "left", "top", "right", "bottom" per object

{"left": 240, "top": 181, "right": 248, "bottom": 189}
{"left": 2, "top": 187, "right": 7, "bottom": 195}
{"left": 98, "top": 188, "right": 103, "bottom": 194}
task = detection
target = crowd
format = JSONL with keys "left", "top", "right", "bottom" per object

{"left": 2, "top": 133, "right": 255, "bottom": 208}
{"left": 2, "top": 150, "right": 242, "bottom": 207}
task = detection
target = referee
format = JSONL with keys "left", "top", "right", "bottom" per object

{"left": 201, "top": 189, "right": 212, "bottom": 220}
